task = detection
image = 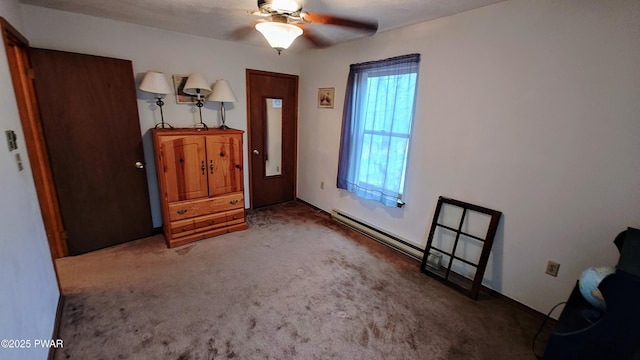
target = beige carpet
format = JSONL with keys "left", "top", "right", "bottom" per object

{"left": 54, "top": 201, "right": 547, "bottom": 359}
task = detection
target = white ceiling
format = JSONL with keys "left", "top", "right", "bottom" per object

{"left": 19, "top": 0, "right": 507, "bottom": 51}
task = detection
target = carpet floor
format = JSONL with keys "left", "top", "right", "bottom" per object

{"left": 54, "top": 201, "right": 548, "bottom": 359}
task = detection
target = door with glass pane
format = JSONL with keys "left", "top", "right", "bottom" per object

{"left": 246, "top": 69, "right": 298, "bottom": 208}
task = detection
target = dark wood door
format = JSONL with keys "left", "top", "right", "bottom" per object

{"left": 30, "top": 48, "right": 153, "bottom": 255}
{"left": 247, "top": 70, "right": 298, "bottom": 208}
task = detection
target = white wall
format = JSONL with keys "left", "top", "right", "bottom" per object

{"left": 20, "top": 4, "right": 302, "bottom": 226}
{"left": 298, "top": 0, "right": 640, "bottom": 314}
{"left": 0, "top": 2, "right": 60, "bottom": 359}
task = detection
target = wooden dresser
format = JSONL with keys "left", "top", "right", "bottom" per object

{"left": 152, "top": 128, "right": 247, "bottom": 248}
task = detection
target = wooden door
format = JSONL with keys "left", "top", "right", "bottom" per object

{"left": 206, "top": 134, "right": 243, "bottom": 196}
{"left": 30, "top": 48, "right": 153, "bottom": 255}
{"left": 158, "top": 135, "right": 208, "bottom": 202}
{"left": 246, "top": 70, "right": 298, "bottom": 208}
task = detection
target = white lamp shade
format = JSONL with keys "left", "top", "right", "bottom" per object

{"left": 208, "top": 80, "right": 238, "bottom": 103}
{"left": 255, "top": 22, "right": 303, "bottom": 51}
{"left": 183, "top": 73, "right": 212, "bottom": 97}
{"left": 139, "top": 71, "right": 172, "bottom": 95}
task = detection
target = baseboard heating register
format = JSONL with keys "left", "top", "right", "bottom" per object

{"left": 331, "top": 209, "right": 424, "bottom": 261}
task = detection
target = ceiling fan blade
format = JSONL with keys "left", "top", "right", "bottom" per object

{"left": 302, "top": 12, "right": 378, "bottom": 33}
{"left": 299, "top": 25, "right": 332, "bottom": 48}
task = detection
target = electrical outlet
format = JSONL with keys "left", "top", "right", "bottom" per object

{"left": 546, "top": 261, "right": 560, "bottom": 277}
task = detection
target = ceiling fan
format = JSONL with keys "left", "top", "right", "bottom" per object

{"left": 246, "top": 0, "right": 378, "bottom": 54}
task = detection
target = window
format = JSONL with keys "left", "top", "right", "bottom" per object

{"left": 337, "top": 54, "right": 420, "bottom": 207}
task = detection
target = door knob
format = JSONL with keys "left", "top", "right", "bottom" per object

{"left": 253, "top": 149, "right": 260, "bottom": 155}
{"left": 135, "top": 161, "right": 145, "bottom": 169}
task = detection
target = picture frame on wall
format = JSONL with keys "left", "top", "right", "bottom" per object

{"left": 172, "top": 74, "right": 195, "bottom": 104}
{"left": 318, "top": 88, "right": 335, "bottom": 109}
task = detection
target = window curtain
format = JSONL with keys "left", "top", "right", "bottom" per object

{"left": 337, "top": 53, "right": 420, "bottom": 207}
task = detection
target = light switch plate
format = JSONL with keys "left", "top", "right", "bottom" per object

{"left": 15, "top": 153, "right": 23, "bottom": 171}
{"left": 6, "top": 130, "right": 17, "bottom": 151}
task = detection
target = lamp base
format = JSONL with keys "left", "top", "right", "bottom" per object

{"left": 154, "top": 122, "right": 174, "bottom": 129}
{"left": 195, "top": 122, "right": 209, "bottom": 130}
{"left": 218, "top": 105, "right": 230, "bottom": 130}
{"left": 194, "top": 99, "right": 208, "bottom": 130}
{"left": 154, "top": 98, "right": 173, "bottom": 129}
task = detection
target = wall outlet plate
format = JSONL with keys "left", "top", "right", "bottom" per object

{"left": 546, "top": 261, "right": 560, "bottom": 277}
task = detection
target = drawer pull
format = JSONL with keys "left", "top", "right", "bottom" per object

{"left": 230, "top": 199, "right": 239, "bottom": 205}
{"left": 232, "top": 216, "right": 238, "bottom": 220}
{"left": 177, "top": 209, "right": 187, "bottom": 215}
{"left": 181, "top": 227, "right": 187, "bottom": 231}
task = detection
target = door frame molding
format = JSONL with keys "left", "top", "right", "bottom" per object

{"left": 1, "top": 17, "right": 68, "bottom": 258}
{"left": 245, "top": 69, "right": 298, "bottom": 209}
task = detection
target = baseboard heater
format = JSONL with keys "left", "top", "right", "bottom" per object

{"left": 331, "top": 209, "right": 424, "bottom": 261}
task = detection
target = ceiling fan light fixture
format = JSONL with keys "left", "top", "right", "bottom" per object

{"left": 255, "top": 22, "right": 303, "bottom": 54}
{"left": 259, "top": 0, "right": 301, "bottom": 14}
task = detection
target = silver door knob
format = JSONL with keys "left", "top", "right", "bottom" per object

{"left": 253, "top": 150, "right": 260, "bottom": 155}
{"left": 135, "top": 161, "right": 144, "bottom": 169}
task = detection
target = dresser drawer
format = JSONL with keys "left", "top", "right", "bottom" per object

{"left": 226, "top": 209, "right": 245, "bottom": 224}
{"left": 212, "top": 192, "right": 244, "bottom": 212}
{"left": 194, "top": 212, "right": 227, "bottom": 230}
{"left": 170, "top": 219, "right": 195, "bottom": 237}
{"left": 168, "top": 192, "right": 244, "bottom": 221}
{"left": 169, "top": 199, "right": 211, "bottom": 221}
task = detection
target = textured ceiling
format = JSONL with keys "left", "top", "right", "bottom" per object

{"left": 19, "top": 0, "right": 507, "bottom": 51}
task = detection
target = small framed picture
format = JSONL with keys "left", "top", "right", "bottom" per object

{"left": 318, "top": 87, "right": 335, "bottom": 109}
{"left": 172, "top": 74, "right": 196, "bottom": 104}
